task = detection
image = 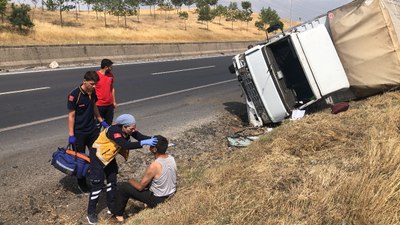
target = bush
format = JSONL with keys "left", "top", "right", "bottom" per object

{"left": 8, "top": 3, "right": 34, "bottom": 31}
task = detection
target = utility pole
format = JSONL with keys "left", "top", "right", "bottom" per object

{"left": 290, "top": 0, "right": 293, "bottom": 28}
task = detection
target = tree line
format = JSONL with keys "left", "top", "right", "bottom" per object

{"left": 0, "top": 0, "right": 283, "bottom": 37}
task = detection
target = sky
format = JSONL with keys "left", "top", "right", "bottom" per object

{"left": 12, "top": 0, "right": 353, "bottom": 22}
{"left": 219, "top": 0, "right": 353, "bottom": 22}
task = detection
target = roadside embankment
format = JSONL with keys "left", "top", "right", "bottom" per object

{"left": 0, "top": 41, "right": 257, "bottom": 70}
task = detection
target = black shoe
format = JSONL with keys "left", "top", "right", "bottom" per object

{"left": 87, "top": 214, "right": 98, "bottom": 224}
{"left": 78, "top": 184, "right": 90, "bottom": 195}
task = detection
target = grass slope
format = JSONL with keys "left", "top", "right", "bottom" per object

{"left": 125, "top": 92, "right": 400, "bottom": 225}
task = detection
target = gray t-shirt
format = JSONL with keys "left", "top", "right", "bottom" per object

{"left": 150, "top": 155, "right": 177, "bottom": 197}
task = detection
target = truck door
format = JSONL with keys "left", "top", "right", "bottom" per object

{"left": 293, "top": 25, "right": 350, "bottom": 97}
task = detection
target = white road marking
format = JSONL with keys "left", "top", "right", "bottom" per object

{"left": 119, "top": 79, "right": 235, "bottom": 106}
{"left": 0, "top": 87, "right": 50, "bottom": 96}
{"left": 151, "top": 65, "right": 216, "bottom": 75}
{"left": 0, "top": 79, "right": 236, "bottom": 133}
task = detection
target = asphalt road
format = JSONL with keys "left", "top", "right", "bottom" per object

{"left": 0, "top": 55, "right": 245, "bottom": 160}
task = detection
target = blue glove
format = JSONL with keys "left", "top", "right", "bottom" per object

{"left": 140, "top": 137, "right": 158, "bottom": 146}
{"left": 100, "top": 121, "right": 109, "bottom": 128}
{"left": 68, "top": 135, "right": 76, "bottom": 145}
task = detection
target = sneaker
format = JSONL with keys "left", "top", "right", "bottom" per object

{"left": 86, "top": 214, "right": 98, "bottom": 224}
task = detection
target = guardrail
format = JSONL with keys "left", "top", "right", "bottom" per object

{"left": 0, "top": 41, "right": 257, "bottom": 70}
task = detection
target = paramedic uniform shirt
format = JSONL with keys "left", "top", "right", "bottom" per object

{"left": 67, "top": 86, "right": 98, "bottom": 135}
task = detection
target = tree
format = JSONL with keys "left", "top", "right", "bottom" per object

{"left": 31, "top": 0, "right": 39, "bottom": 21}
{"left": 213, "top": 4, "right": 226, "bottom": 25}
{"left": 54, "top": 0, "right": 75, "bottom": 27}
{"left": 8, "top": 3, "right": 34, "bottom": 31}
{"left": 125, "top": 0, "right": 140, "bottom": 23}
{"left": 255, "top": 20, "right": 264, "bottom": 33}
{"left": 256, "top": 6, "right": 283, "bottom": 38}
{"left": 72, "top": 0, "right": 82, "bottom": 20}
{"left": 197, "top": 3, "right": 213, "bottom": 30}
{"left": 171, "top": 0, "right": 182, "bottom": 13}
{"left": 207, "top": 0, "right": 217, "bottom": 8}
{"left": 82, "top": 0, "right": 93, "bottom": 12}
{"left": 32, "top": 0, "right": 39, "bottom": 8}
{"left": 195, "top": 0, "right": 207, "bottom": 9}
{"left": 0, "top": 0, "right": 8, "bottom": 23}
{"left": 43, "top": 0, "right": 57, "bottom": 11}
{"left": 144, "top": 0, "right": 157, "bottom": 17}
{"left": 241, "top": 1, "right": 252, "bottom": 31}
{"left": 259, "top": 6, "right": 280, "bottom": 26}
{"left": 225, "top": 2, "right": 238, "bottom": 30}
{"left": 114, "top": 0, "right": 140, "bottom": 27}
{"left": 182, "top": 0, "right": 193, "bottom": 11}
{"left": 110, "top": 0, "right": 125, "bottom": 25}
{"left": 158, "top": 0, "right": 173, "bottom": 23}
{"left": 178, "top": 10, "right": 188, "bottom": 30}
{"left": 93, "top": 0, "right": 112, "bottom": 27}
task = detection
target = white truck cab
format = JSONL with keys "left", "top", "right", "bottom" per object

{"left": 232, "top": 22, "right": 349, "bottom": 126}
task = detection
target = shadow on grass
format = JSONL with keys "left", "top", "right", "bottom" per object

{"left": 50, "top": 20, "right": 82, "bottom": 27}
{"left": 0, "top": 25, "right": 33, "bottom": 36}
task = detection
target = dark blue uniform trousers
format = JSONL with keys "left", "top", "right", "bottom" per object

{"left": 87, "top": 148, "right": 118, "bottom": 215}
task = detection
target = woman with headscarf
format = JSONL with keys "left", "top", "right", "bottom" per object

{"left": 86, "top": 114, "right": 158, "bottom": 224}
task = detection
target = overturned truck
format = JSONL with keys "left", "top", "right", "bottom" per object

{"left": 231, "top": 0, "right": 400, "bottom": 126}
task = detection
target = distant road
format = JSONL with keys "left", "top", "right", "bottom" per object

{"left": 0, "top": 55, "right": 245, "bottom": 157}
{"left": 0, "top": 55, "right": 237, "bottom": 129}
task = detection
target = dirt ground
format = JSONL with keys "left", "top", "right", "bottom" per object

{"left": 0, "top": 107, "right": 261, "bottom": 225}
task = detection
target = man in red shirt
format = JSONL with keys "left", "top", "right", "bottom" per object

{"left": 96, "top": 59, "right": 117, "bottom": 126}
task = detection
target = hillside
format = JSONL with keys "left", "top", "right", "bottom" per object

{"left": 0, "top": 7, "right": 292, "bottom": 46}
{"left": 121, "top": 91, "right": 400, "bottom": 225}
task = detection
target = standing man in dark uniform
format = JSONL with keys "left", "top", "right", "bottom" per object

{"left": 67, "top": 71, "right": 109, "bottom": 193}
{"left": 95, "top": 59, "right": 117, "bottom": 126}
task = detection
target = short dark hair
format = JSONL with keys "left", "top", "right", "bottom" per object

{"left": 84, "top": 71, "right": 99, "bottom": 82}
{"left": 154, "top": 135, "right": 168, "bottom": 154}
{"left": 101, "top": 59, "right": 113, "bottom": 69}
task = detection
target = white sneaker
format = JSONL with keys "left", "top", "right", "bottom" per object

{"left": 86, "top": 214, "right": 98, "bottom": 224}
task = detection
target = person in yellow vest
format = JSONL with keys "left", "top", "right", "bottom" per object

{"left": 86, "top": 114, "right": 157, "bottom": 224}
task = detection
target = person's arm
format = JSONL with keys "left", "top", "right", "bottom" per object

{"left": 93, "top": 104, "right": 104, "bottom": 123}
{"left": 112, "top": 85, "right": 117, "bottom": 109}
{"left": 68, "top": 110, "right": 75, "bottom": 136}
{"left": 128, "top": 162, "right": 158, "bottom": 191}
{"left": 131, "top": 130, "right": 152, "bottom": 141}
{"left": 108, "top": 126, "right": 142, "bottom": 150}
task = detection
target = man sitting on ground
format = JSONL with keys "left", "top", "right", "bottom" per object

{"left": 112, "top": 135, "right": 177, "bottom": 223}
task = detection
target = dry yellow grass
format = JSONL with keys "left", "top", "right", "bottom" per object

{"left": 120, "top": 91, "right": 400, "bottom": 225}
{"left": 0, "top": 7, "right": 294, "bottom": 46}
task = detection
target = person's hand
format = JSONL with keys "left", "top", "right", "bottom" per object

{"left": 68, "top": 135, "right": 76, "bottom": 145}
{"left": 100, "top": 121, "right": 109, "bottom": 128}
{"left": 140, "top": 137, "right": 158, "bottom": 146}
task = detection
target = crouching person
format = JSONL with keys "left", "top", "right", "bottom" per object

{"left": 112, "top": 135, "right": 177, "bottom": 223}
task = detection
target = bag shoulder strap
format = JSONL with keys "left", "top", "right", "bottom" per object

{"left": 66, "top": 149, "right": 90, "bottom": 163}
